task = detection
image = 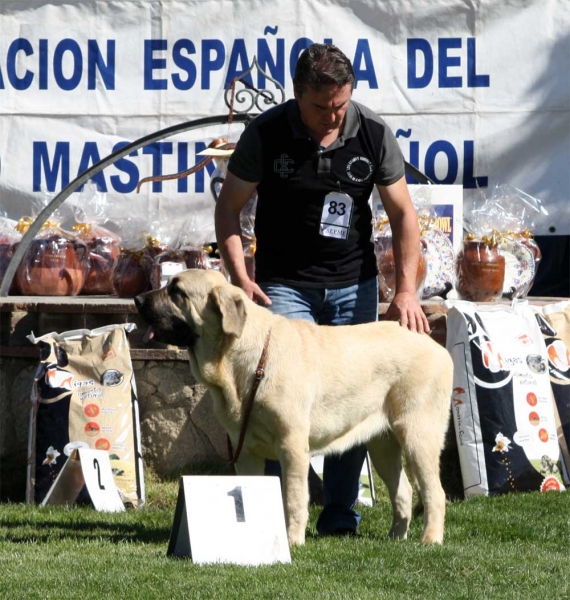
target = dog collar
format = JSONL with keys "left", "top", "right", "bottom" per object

{"left": 227, "top": 328, "right": 271, "bottom": 473}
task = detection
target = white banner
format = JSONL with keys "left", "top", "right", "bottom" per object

{"left": 0, "top": 0, "right": 568, "bottom": 235}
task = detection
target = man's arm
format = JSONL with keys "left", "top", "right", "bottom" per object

{"left": 215, "top": 171, "right": 271, "bottom": 305}
{"left": 376, "top": 176, "right": 430, "bottom": 334}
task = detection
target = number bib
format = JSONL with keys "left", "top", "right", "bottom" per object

{"left": 319, "top": 192, "right": 354, "bottom": 240}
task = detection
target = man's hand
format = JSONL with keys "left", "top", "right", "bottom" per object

{"left": 233, "top": 277, "right": 272, "bottom": 307}
{"left": 385, "top": 291, "right": 430, "bottom": 334}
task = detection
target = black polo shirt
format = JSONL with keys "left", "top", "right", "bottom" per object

{"left": 228, "top": 99, "right": 405, "bottom": 288}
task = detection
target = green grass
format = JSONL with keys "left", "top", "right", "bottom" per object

{"left": 1, "top": 471, "right": 569, "bottom": 600}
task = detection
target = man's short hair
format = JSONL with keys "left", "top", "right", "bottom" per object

{"left": 293, "top": 43, "right": 355, "bottom": 95}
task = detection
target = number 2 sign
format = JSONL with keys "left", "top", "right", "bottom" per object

{"left": 167, "top": 476, "right": 291, "bottom": 565}
{"left": 80, "top": 449, "right": 125, "bottom": 512}
{"left": 41, "top": 448, "right": 125, "bottom": 513}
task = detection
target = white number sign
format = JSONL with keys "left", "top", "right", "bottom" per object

{"left": 167, "top": 476, "right": 291, "bottom": 565}
{"left": 41, "top": 448, "right": 125, "bottom": 513}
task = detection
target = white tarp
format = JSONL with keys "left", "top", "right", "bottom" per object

{"left": 0, "top": 0, "right": 568, "bottom": 236}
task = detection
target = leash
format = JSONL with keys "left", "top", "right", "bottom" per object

{"left": 227, "top": 329, "right": 271, "bottom": 474}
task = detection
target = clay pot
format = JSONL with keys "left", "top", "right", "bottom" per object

{"left": 77, "top": 227, "right": 121, "bottom": 295}
{"left": 112, "top": 250, "right": 152, "bottom": 298}
{"left": 456, "top": 240, "right": 505, "bottom": 302}
{"left": 15, "top": 235, "right": 89, "bottom": 296}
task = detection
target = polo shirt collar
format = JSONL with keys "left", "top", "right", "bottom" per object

{"left": 287, "top": 98, "right": 360, "bottom": 145}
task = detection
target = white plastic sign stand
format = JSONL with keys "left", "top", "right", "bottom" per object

{"left": 167, "top": 476, "right": 291, "bottom": 565}
{"left": 310, "top": 452, "right": 376, "bottom": 506}
{"left": 41, "top": 448, "right": 125, "bottom": 513}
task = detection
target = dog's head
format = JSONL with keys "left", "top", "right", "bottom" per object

{"left": 134, "top": 269, "right": 247, "bottom": 348}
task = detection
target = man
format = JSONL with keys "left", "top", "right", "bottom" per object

{"left": 215, "top": 43, "right": 429, "bottom": 536}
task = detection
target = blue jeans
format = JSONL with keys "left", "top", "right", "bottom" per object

{"left": 259, "top": 277, "right": 379, "bottom": 535}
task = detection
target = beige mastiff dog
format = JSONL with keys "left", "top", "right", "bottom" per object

{"left": 135, "top": 269, "right": 453, "bottom": 546}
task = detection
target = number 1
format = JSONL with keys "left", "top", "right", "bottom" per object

{"left": 227, "top": 486, "right": 246, "bottom": 522}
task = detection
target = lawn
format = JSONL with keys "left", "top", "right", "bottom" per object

{"left": 1, "top": 470, "right": 569, "bottom": 600}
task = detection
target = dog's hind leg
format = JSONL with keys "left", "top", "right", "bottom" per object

{"left": 397, "top": 419, "right": 447, "bottom": 544}
{"left": 279, "top": 436, "right": 311, "bottom": 547}
{"left": 367, "top": 432, "right": 413, "bottom": 540}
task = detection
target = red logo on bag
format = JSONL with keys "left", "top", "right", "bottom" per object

{"left": 452, "top": 387, "right": 465, "bottom": 406}
{"left": 547, "top": 340, "right": 570, "bottom": 370}
{"left": 481, "top": 341, "right": 506, "bottom": 372}
{"left": 517, "top": 334, "right": 532, "bottom": 346}
{"left": 538, "top": 428, "right": 549, "bottom": 443}
{"left": 95, "top": 438, "right": 111, "bottom": 451}
{"left": 540, "top": 476, "right": 562, "bottom": 492}
{"left": 84, "top": 422, "right": 100, "bottom": 436}
{"left": 84, "top": 404, "right": 100, "bottom": 418}
{"left": 528, "top": 412, "right": 540, "bottom": 426}
{"left": 526, "top": 392, "right": 538, "bottom": 406}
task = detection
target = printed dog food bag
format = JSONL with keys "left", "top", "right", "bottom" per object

{"left": 446, "top": 300, "right": 565, "bottom": 497}
{"left": 533, "top": 301, "right": 570, "bottom": 483}
{"left": 26, "top": 323, "right": 145, "bottom": 507}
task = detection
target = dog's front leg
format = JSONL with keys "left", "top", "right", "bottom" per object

{"left": 279, "top": 441, "right": 310, "bottom": 547}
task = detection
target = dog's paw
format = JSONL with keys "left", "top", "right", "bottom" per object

{"left": 287, "top": 531, "right": 306, "bottom": 546}
{"left": 388, "top": 518, "right": 410, "bottom": 540}
{"left": 388, "top": 530, "right": 408, "bottom": 541}
{"left": 288, "top": 537, "right": 306, "bottom": 547}
{"left": 421, "top": 533, "right": 444, "bottom": 545}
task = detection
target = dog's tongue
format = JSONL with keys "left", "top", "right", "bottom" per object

{"left": 143, "top": 326, "right": 155, "bottom": 343}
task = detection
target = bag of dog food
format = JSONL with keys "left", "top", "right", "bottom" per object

{"left": 446, "top": 300, "right": 566, "bottom": 497}
{"left": 26, "top": 323, "right": 145, "bottom": 507}
{"left": 533, "top": 301, "right": 570, "bottom": 483}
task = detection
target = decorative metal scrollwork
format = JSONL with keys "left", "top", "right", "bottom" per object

{"left": 225, "top": 56, "right": 285, "bottom": 115}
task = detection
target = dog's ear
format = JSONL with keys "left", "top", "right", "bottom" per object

{"left": 210, "top": 286, "right": 247, "bottom": 338}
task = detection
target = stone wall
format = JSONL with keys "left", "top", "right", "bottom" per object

{"left": 134, "top": 359, "right": 227, "bottom": 476}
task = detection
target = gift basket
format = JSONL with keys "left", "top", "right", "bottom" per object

{"left": 150, "top": 215, "right": 213, "bottom": 289}
{"left": 373, "top": 211, "right": 427, "bottom": 303}
{"left": 14, "top": 195, "right": 90, "bottom": 296}
{"left": 457, "top": 185, "right": 547, "bottom": 302}
{"left": 456, "top": 235, "right": 505, "bottom": 303}
{"left": 0, "top": 213, "right": 22, "bottom": 295}
{"left": 112, "top": 219, "right": 154, "bottom": 298}
{"left": 489, "top": 185, "right": 546, "bottom": 300}
{"left": 72, "top": 184, "right": 121, "bottom": 295}
{"left": 143, "top": 223, "right": 170, "bottom": 262}
{"left": 414, "top": 198, "right": 455, "bottom": 300}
